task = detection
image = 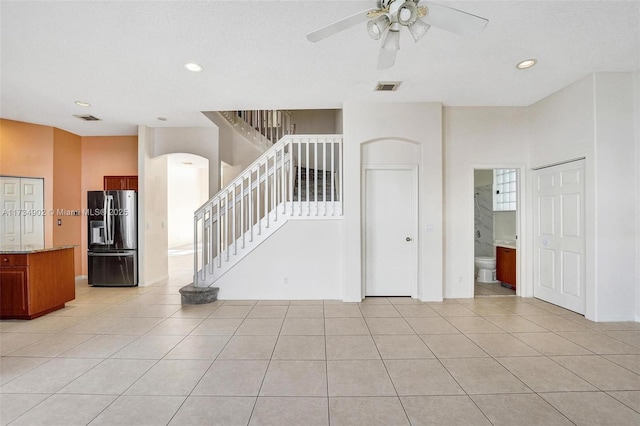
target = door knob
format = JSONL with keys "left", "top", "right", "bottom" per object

{"left": 406, "top": 237, "right": 412, "bottom": 242}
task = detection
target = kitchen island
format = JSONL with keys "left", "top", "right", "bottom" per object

{"left": 0, "top": 245, "right": 75, "bottom": 319}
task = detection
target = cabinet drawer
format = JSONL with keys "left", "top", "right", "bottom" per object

{"left": 1, "top": 254, "right": 28, "bottom": 267}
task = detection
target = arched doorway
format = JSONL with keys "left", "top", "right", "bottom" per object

{"left": 166, "top": 153, "right": 209, "bottom": 281}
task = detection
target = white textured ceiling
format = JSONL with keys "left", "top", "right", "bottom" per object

{"left": 1, "top": 0, "right": 639, "bottom": 136}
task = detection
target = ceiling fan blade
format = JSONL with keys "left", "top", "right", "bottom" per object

{"left": 377, "top": 47, "right": 397, "bottom": 70}
{"left": 421, "top": 2, "right": 488, "bottom": 36}
{"left": 306, "top": 8, "right": 377, "bottom": 42}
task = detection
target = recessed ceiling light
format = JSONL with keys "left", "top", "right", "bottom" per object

{"left": 184, "top": 62, "right": 203, "bottom": 72}
{"left": 74, "top": 100, "right": 91, "bottom": 107}
{"left": 157, "top": 116, "right": 167, "bottom": 121}
{"left": 516, "top": 59, "right": 537, "bottom": 69}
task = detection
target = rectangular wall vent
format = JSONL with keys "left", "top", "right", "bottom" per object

{"left": 374, "top": 81, "right": 402, "bottom": 91}
{"left": 74, "top": 114, "right": 101, "bottom": 121}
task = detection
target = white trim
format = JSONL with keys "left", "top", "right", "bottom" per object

{"left": 532, "top": 157, "right": 586, "bottom": 171}
{"left": 139, "top": 275, "right": 169, "bottom": 287}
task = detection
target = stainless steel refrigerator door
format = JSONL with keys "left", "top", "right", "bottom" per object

{"left": 88, "top": 251, "right": 138, "bottom": 286}
{"left": 87, "top": 190, "right": 137, "bottom": 250}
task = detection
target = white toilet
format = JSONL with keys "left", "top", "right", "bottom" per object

{"left": 474, "top": 256, "right": 499, "bottom": 283}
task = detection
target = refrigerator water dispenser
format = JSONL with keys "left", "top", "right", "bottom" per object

{"left": 90, "top": 221, "right": 105, "bottom": 245}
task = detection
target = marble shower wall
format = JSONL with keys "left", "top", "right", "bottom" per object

{"left": 474, "top": 184, "right": 494, "bottom": 256}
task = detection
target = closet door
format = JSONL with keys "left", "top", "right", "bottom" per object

{"left": 0, "top": 177, "right": 21, "bottom": 245}
{"left": 0, "top": 177, "right": 44, "bottom": 246}
{"left": 533, "top": 160, "right": 585, "bottom": 314}
{"left": 20, "top": 178, "right": 45, "bottom": 246}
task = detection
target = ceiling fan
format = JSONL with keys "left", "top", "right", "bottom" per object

{"left": 306, "top": 0, "right": 488, "bottom": 69}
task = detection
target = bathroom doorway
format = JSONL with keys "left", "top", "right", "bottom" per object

{"left": 473, "top": 167, "right": 521, "bottom": 297}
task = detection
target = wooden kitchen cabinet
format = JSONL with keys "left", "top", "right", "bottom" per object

{"left": 0, "top": 247, "right": 75, "bottom": 319}
{"left": 496, "top": 246, "right": 516, "bottom": 290}
{"left": 104, "top": 175, "right": 138, "bottom": 191}
{"left": 0, "top": 266, "right": 29, "bottom": 317}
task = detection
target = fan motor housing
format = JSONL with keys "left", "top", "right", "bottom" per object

{"left": 382, "top": 0, "right": 419, "bottom": 11}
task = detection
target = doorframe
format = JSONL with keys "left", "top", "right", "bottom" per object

{"left": 361, "top": 164, "right": 419, "bottom": 299}
{"left": 470, "top": 164, "right": 527, "bottom": 297}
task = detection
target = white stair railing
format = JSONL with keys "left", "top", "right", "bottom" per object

{"left": 194, "top": 135, "right": 343, "bottom": 287}
{"left": 220, "top": 110, "right": 293, "bottom": 150}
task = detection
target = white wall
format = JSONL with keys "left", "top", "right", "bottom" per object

{"left": 494, "top": 211, "right": 517, "bottom": 241}
{"left": 203, "top": 111, "right": 264, "bottom": 185}
{"left": 212, "top": 220, "right": 343, "bottom": 300}
{"left": 593, "top": 73, "right": 637, "bottom": 321}
{"left": 137, "top": 125, "right": 169, "bottom": 286}
{"left": 343, "top": 102, "right": 443, "bottom": 302}
{"left": 636, "top": 70, "right": 640, "bottom": 321}
{"left": 528, "top": 72, "right": 639, "bottom": 321}
{"left": 528, "top": 75, "right": 596, "bottom": 308}
{"left": 230, "top": 131, "right": 264, "bottom": 173}
{"left": 153, "top": 127, "right": 219, "bottom": 197}
{"left": 289, "top": 109, "right": 338, "bottom": 134}
{"left": 139, "top": 126, "right": 216, "bottom": 286}
{"left": 443, "top": 107, "right": 529, "bottom": 298}
{"left": 167, "top": 157, "right": 209, "bottom": 247}
{"left": 334, "top": 109, "right": 343, "bottom": 133}
{"left": 474, "top": 170, "right": 492, "bottom": 187}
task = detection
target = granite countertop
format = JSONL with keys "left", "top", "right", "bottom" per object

{"left": 494, "top": 240, "right": 517, "bottom": 249}
{"left": 0, "top": 245, "right": 76, "bottom": 254}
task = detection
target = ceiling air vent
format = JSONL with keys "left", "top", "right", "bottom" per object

{"left": 374, "top": 81, "right": 402, "bottom": 92}
{"left": 74, "top": 114, "right": 101, "bottom": 121}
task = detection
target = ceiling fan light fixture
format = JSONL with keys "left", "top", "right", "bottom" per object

{"left": 367, "top": 14, "right": 391, "bottom": 40}
{"left": 397, "top": 1, "right": 418, "bottom": 26}
{"left": 382, "top": 28, "right": 401, "bottom": 51}
{"left": 408, "top": 18, "right": 430, "bottom": 42}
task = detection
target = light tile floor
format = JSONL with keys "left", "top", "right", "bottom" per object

{"left": 474, "top": 280, "right": 516, "bottom": 297}
{"left": 1, "top": 257, "right": 639, "bottom": 425}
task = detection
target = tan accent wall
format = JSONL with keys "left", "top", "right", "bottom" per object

{"left": 1, "top": 120, "right": 138, "bottom": 276}
{"left": 80, "top": 136, "right": 138, "bottom": 274}
{"left": 52, "top": 128, "right": 82, "bottom": 275}
{"left": 0, "top": 119, "right": 55, "bottom": 246}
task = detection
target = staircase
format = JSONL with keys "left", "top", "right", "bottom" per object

{"left": 219, "top": 110, "right": 293, "bottom": 150}
{"left": 193, "top": 134, "right": 343, "bottom": 288}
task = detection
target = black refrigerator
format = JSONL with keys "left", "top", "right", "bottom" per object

{"left": 87, "top": 190, "right": 138, "bottom": 286}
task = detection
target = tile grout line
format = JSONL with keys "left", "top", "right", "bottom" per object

{"left": 245, "top": 301, "right": 290, "bottom": 425}
{"left": 356, "top": 300, "right": 413, "bottom": 425}
{"left": 163, "top": 300, "right": 229, "bottom": 426}
{"left": 323, "top": 300, "right": 331, "bottom": 426}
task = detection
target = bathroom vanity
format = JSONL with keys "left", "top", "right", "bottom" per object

{"left": 0, "top": 245, "right": 75, "bottom": 319}
{"left": 495, "top": 241, "right": 516, "bottom": 290}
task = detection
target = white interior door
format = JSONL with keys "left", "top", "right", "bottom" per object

{"left": 364, "top": 166, "right": 417, "bottom": 296}
{"left": 20, "top": 178, "right": 45, "bottom": 246}
{"left": 1, "top": 177, "right": 21, "bottom": 245}
{"left": 0, "top": 176, "right": 44, "bottom": 246}
{"left": 533, "top": 160, "right": 585, "bottom": 314}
